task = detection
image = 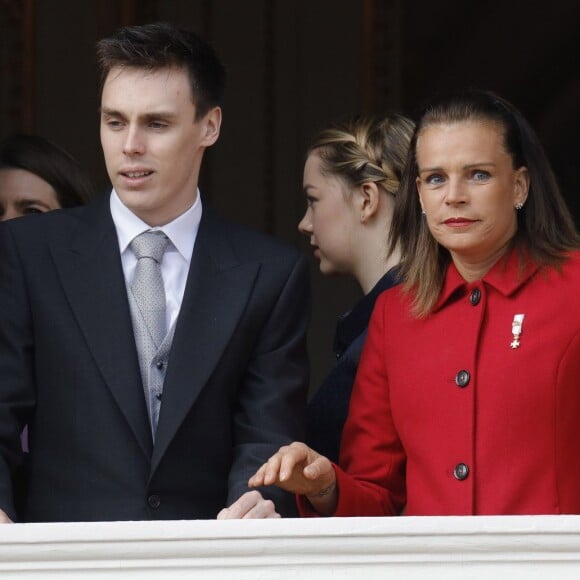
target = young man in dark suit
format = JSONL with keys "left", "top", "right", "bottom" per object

{"left": 0, "top": 22, "right": 309, "bottom": 522}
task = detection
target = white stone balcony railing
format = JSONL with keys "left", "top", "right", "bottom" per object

{"left": 2, "top": 515, "right": 580, "bottom": 578}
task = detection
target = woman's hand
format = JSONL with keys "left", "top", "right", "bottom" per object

{"left": 248, "top": 442, "right": 337, "bottom": 515}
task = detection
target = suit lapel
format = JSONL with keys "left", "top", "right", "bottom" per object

{"left": 51, "top": 198, "right": 153, "bottom": 458}
{"left": 151, "top": 210, "right": 260, "bottom": 472}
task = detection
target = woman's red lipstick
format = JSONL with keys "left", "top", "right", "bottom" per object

{"left": 443, "top": 217, "right": 476, "bottom": 227}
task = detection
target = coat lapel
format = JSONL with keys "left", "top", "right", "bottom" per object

{"left": 51, "top": 198, "right": 153, "bottom": 458}
{"left": 151, "top": 210, "right": 260, "bottom": 472}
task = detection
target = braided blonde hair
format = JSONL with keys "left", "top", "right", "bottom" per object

{"left": 307, "top": 115, "right": 415, "bottom": 197}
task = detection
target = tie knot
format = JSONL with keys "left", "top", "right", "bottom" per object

{"left": 130, "top": 231, "right": 169, "bottom": 263}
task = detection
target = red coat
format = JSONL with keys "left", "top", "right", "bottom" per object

{"left": 312, "top": 250, "right": 580, "bottom": 516}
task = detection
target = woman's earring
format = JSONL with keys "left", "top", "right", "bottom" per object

{"left": 515, "top": 202, "right": 524, "bottom": 210}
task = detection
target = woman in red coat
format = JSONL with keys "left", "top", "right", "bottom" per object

{"left": 249, "top": 90, "right": 580, "bottom": 516}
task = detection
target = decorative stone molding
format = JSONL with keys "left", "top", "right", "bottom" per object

{"left": 2, "top": 515, "right": 580, "bottom": 578}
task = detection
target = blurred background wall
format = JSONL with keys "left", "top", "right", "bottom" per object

{"left": 1, "top": 0, "right": 578, "bottom": 390}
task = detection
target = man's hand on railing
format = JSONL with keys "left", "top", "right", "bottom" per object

{"left": 217, "top": 490, "right": 280, "bottom": 519}
{"left": 0, "top": 509, "right": 13, "bottom": 523}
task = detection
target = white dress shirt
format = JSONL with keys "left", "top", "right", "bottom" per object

{"left": 110, "top": 189, "right": 202, "bottom": 330}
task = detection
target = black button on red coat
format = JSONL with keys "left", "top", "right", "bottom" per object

{"left": 469, "top": 288, "right": 481, "bottom": 305}
{"left": 453, "top": 463, "right": 469, "bottom": 480}
{"left": 455, "top": 370, "right": 471, "bottom": 387}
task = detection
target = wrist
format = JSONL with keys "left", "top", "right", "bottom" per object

{"left": 307, "top": 480, "right": 336, "bottom": 499}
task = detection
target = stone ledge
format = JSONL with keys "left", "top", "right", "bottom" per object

{"left": 1, "top": 515, "right": 580, "bottom": 578}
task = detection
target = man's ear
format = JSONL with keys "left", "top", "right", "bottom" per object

{"left": 358, "top": 181, "right": 381, "bottom": 223}
{"left": 200, "top": 106, "right": 222, "bottom": 146}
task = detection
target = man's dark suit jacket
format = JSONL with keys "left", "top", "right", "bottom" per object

{"left": 0, "top": 194, "right": 309, "bottom": 522}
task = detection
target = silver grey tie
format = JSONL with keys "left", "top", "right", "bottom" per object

{"left": 130, "top": 230, "right": 170, "bottom": 348}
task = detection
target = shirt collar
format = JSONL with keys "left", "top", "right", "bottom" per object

{"left": 434, "top": 246, "right": 539, "bottom": 312}
{"left": 110, "top": 189, "right": 202, "bottom": 262}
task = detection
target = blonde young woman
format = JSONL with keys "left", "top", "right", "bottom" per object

{"left": 299, "top": 115, "right": 414, "bottom": 464}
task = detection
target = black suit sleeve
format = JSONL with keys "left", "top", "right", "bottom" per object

{"left": 227, "top": 252, "right": 310, "bottom": 516}
{"left": 0, "top": 223, "right": 35, "bottom": 521}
